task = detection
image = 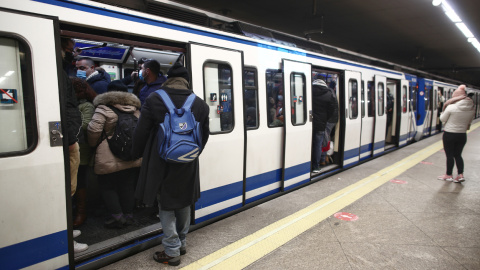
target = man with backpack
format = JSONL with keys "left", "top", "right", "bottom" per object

{"left": 132, "top": 62, "right": 209, "bottom": 266}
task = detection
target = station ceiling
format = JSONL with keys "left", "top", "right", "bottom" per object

{"left": 94, "top": 0, "right": 480, "bottom": 87}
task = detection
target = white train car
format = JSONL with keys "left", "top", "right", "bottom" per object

{"left": 1, "top": 0, "right": 479, "bottom": 269}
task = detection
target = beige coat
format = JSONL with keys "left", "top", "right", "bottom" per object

{"left": 87, "top": 91, "right": 142, "bottom": 175}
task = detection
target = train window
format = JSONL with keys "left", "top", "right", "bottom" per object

{"left": 425, "top": 89, "right": 430, "bottom": 111}
{"left": 378, "top": 82, "right": 385, "bottom": 116}
{"left": 266, "top": 69, "right": 284, "bottom": 127}
{"left": 204, "top": 62, "right": 233, "bottom": 133}
{"left": 402, "top": 85, "right": 407, "bottom": 114}
{"left": 290, "top": 72, "right": 306, "bottom": 125}
{"left": 361, "top": 81, "right": 365, "bottom": 118}
{"left": 348, "top": 79, "right": 358, "bottom": 119}
{"left": 411, "top": 86, "right": 417, "bottom": 112}
{"left": 0, "top": 37, "right": 37, "bottom": 156}
{"left": 367, "top": 81, "right": 375, "bottom": 117}
{"left": 244, "top": 68, "right": 258, "bottom": 129}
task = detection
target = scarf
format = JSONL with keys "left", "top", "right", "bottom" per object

{"left": 442, "top": 84, "right": 470, "bottom": 112}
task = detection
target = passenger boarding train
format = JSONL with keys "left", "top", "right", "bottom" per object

{"left": 0, "top": 0, "right": 479, "bottom": 269}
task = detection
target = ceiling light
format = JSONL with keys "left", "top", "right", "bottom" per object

{"left": 456, "top": 23, "right": 474, "bottom": 38}
{"left": 4, "top": 71, "right": 14, "bottom": 76}
{"left": 432, "top": 0, "right": 442, "bottom": 6}
{"left": 442, "top": 2, "right": 462, "bottom": 22}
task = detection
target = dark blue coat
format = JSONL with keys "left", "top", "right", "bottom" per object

{"left": 87, "top": 69, "right": 111, "bottom": 94}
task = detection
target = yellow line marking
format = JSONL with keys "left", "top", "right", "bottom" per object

{"left": 182, "top": 122, "right": 480, "bottom": 270}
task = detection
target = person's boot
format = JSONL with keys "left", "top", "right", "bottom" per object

{"left": 73, "top": 188, "right": 87, "bottom": 227}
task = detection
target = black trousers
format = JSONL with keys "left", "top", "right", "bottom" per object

{"left": 98, "top": 168, "right": 138, "bottom": 215}
{"left": 442, "top": 131, "right": 467, "bottom": 175}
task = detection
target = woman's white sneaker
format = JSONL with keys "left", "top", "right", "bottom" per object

{"left": 73, "top": 230, "right": 81, "bottom": 238}
{"left": 74, "top": 241, "right": 88, "bottom": 253}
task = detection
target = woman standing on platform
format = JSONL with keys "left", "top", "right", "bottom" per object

{"left": 438, "top": 85, "right": 475, "bottom": 183}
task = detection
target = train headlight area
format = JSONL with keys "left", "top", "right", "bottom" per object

{"left": 90, "top": 120, "right": 480, "bottom": 269}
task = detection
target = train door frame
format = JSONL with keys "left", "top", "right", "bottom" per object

{"left": 0, "top": 9, "right": 72, "bottom": 269}
{"left": 342, "top": 70, "right": 362, "bottom": 167}
{"left": 430, "top": 86, "right": 439, "bottom": 135}
{"left": 399, "top": 79, "right": 410, "bottom": 146}
{"left": 359, "top": 79, "right": 375, "bottom": 160}
{"left": 282, "top": 59, "right": 312, "bottom": 190}
{"left": 373, "top": 75, "right": 387, "bottom": 156}
{"left": 188, "top": 43, "right": 246, "bottom": 223}
{"left": 385, "top": 79, "right": 399, "bottom": 149}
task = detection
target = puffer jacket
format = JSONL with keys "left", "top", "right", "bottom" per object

{"left": 87, "top": 91, "right": 142, "bottom": 175}
{"left": 87, "top": 69, "right": 111, "bottom": 94}
{"left": 440, "top": 98, "right": 475, "bottom": 133}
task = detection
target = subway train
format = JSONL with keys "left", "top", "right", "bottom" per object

{"left": 1, "top": 0, "right": 479, "bottom": 269}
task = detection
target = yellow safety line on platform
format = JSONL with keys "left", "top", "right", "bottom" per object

{"left": 181, "top": 122, "right": 480, "bottom": 270}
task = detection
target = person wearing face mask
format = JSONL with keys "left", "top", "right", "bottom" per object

{"left": 61, "top": 37, "right": 81, "bottom": 76}
{"left": 76, "top": 57, "right": 111, "bottom": 94}
{"left": 138, "top": 59, "right": 167, "bottom": 106}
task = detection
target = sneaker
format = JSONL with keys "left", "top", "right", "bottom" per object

{"left": 74, "top": 241, "right": 88, "bottom": 253}
{"left": 453, "top": 174, "right": 465, "bottom": 183}
{"left": 437, "top": 175, "right": 453, "bottom": 181}
{"left": 312, "top": 169, "right": 321, "bottom": 174}
{"left": 180, "top": 247, "right": 187, "bottom": 255}
{"left": 153, "top": 250, "right": 180, "bottom": 266}
{"left": 73, "top": 230, "right": 81, "bottom": 238}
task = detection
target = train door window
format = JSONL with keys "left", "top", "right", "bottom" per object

{"left": 367, "top": 81, "right": 375, "bottom": 117}
{"left": 425, "top": 89, "right": 430, "bottom": 111}
{"left": 411, "top": 86, "right": 417, "bottom": 112}
{"left": 361, "top": 80, "right": 365, "bottom": 118}
{"left": 348, "top": 79, "right": 358, "bottom": 119}
{"left": 266, "top": 69, "right": 284, "bottom": 127}
{"left": 204, "top": 62, "right": 233, "bottom": 133}
{"left": 0, "top": 37, "right": 37, "bottom": 156}
{"left": 433, "top": 90, "right": 437, "bottom": 111}
{"left": 378, "top": 82, "right": 385, "bottom": 116}
{"left": 290, "top": 72, "right": 306, "bottom": 125}
{"left": 244, "top": 67, "right": 258, "bottom": 129}
{"left": 402, "top": 85, "right": 407, "bottom": 113}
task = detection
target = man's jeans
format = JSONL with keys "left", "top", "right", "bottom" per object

{"left": 312, "top": 130, "right": 325, "bottom": 169}
{"left": 157, "top": 195, "right": 191, "bottom": 257}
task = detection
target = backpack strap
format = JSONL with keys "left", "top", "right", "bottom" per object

{"left": 156, "top": 89, "right": 176, "bottom": 114}
{"left": 156, "top": 90, "right": 197, "bottom": 115}
{"left": 182, "top": 94, "right": 197, "bottom": 112}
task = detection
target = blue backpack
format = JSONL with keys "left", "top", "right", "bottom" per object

{"left": 156, "top": 90, "right": 203, "bottom": 163}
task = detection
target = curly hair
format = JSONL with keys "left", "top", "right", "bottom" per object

{"left": 71, "top": 77, "right": 97, "bottom": 102}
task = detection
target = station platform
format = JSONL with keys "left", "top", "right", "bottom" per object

{"left": 101, "top": 121, "right": 480, "bottom": 270}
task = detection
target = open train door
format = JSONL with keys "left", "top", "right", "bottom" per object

{"left": 282, "top": 59, "right": 312, "bottom": 190}
{"left": 399, "top": 79, "right": 410, "bottom": 146}
{"left": 0, "top": 10, "right": 71, "bottom": 269}
{"left": 343, "top": 71, "right": 362, "bottom": 167}
{"left": 373, "top": 75, "right": 387, "bottom": 156}
{"left": 188, "top": 43, "right": 245, "bottom": 223}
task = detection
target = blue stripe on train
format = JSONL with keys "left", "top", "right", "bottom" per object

{"left": 35, "top": 0, "right": 403, "bottom": 75}
{"left": 0, "top": 230, "right": 68, "bottom": 270}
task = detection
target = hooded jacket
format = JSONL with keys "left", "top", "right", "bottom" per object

{"left": 87, "top": 69, "right": 111, "bottom": 95}
{"left": 87, "top": 91, "right": 142, "bottom": 174}
{"left": 312, "top": 84, "right": 338, "bottom": 131}
{"left": 440, "top": 98, "right": 475, "bottom": 133}
{"left": 132, "top": 77, "right": 210, "bottom": 210}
